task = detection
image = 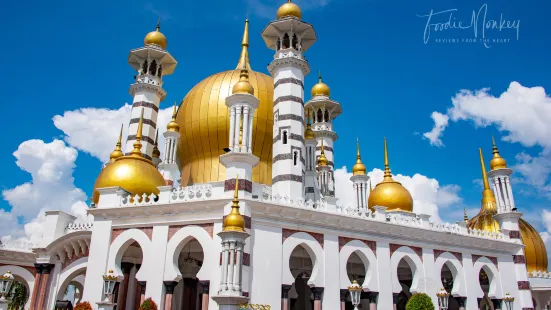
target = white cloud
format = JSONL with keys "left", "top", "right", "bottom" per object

{"left": 334, "top": 167, "right": 462, "bottom": 222}
{"left": 423, "top": 112, "right": 449, "bottom": 147}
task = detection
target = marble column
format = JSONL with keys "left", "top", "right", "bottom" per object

{"left": 29, "top": 264, "right": 43, "bottom": 310}
{"left": 164, "top": 281, "right": 178, "bottom": 310}
{"left": 118, "top": 263, "right": 134, "bottom": 310}
{"left": 200, "top": 281, "right": 210, "bottom": 310}
{"left": 367, "top": 292, "right": 379, "bottom": 310}
{"left": 138, "top": 281, "right": 147, "bottom": 306}
{"left": 339, "top": 289, "right": 347, "bottom": 310}
{"left": 311, "top": 287, "right": 324, "bottom": 310}
{"left": 282, "top": 285, "right": 292, "bottom": 310}
{"left": 454, "top": 296, "right": 466, "bottom": 310}
{"left": 36, "top": 264, "right": 54, "bottom": 310}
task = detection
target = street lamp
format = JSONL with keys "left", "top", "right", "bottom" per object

{"left": 436, "top": 287, "right": 449, "bottom": 310}
{"left": 348, "top": 280, "right": 362, "bottom": 310}
{"left": 102, "top": 270, "right": 118, "bottom": 302}
{"left": 0, "top": 271, "right": 14, "bottom": 301}
{"left": 503, "top": 293, "right": 515, "bottom": 310}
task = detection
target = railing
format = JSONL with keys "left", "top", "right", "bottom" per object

{"left": 529, "top": 270, "right": 551, "bottom": 278}
{"left": 65, "top": 222, "right": 94, "bottom": 233}
{"left": 120, "top": 184, "right": 214, "bottom": 207}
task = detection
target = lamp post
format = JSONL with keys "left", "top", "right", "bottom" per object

{"left": 436, "top": 287, "right": 449, "bottom": 310}
{"left": 503, "top": 293, "right": 515, "bottom": 310}
{"left": 348, "top": 280, "right": 362, "bottom": 310}
{"left": 0, "top": 271, "right": 14, "bottom": 301}
{"left": 102, "top": 270, "right": 119, "bottom": 302}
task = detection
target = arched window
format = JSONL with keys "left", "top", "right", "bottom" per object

{"left": 157, "top": 64, "right": 162, "bottom": 77}
{"left": 283, "top": 33, "right": 290, "bottom": 49}
{"left": 292, "top": 34, "right": 298, "bottom": 49}
{"left": 317, "top": 109, "right": 323, "bottom": 123}
{"left": 149, "top": 59, "right": 157, "bottom": 76}
{"left": 283, "top": 131, "right": 288, "bottom": 144}
{"left": 277, "top": 38, "right": 281, "bottom": 50}
{"left": 324, "top": 110, "right": 330, "bottom": 122}
{"left": 142, "top": 60, "right": 148, "bottom": 75}
{"left": 294, "top": 151, "right": 298, "bottom": 166}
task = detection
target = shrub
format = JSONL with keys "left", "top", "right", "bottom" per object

{"left": 139, "top": 298, "right": 158, "bottom": 310}
{"left": 406, "top": 293, "right": 435, "bottom": 310}
{"left": 74, "top": 301, "right": 93, "bottom": 310}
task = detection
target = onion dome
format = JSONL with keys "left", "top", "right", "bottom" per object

{"left": 490, "top": 136, "right": 507, "bottom": 170}
{"left": 317, "top": 141, "right": 329, "bottom": 167}
{"left": 368, "top": 138, "right": 413, "bottom": 212}
{"left": 144, "top": 19, "right": 167, "bottom": 49}
{"left": 467, "top": 149, "right": 500, "bottom": 232}
{"left": 311, "top": 71, "right": 330, "bottom": 97}
{"left": 167, "top": 102, "right": 180, "bottom": 132}
{"left": 92, "top": 109, "right": 165, "bottom": 204}
{"left": 232, "top": 65, "right": 254, "bottom": 95}
{"left": 108, "top": 125, "right": 124, "bottom": 163}
{"left": 277, "top": 0, "right": 302, "bottom": 20}
{"left": 304, "top": 110, "right": 315, "bottom": 140}
{"left": 152, "top": 129, "right": 160, "bottom": 159}
{"left": 223, "top": 177, "right": 246, "bottom": 232}
{"left": 352, "top": 138, "right": 367, "bottom": 176}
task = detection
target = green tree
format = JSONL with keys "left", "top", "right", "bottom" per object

{"left": 406, "top": 293, "right": 435, "bottom": 310}
{"left": 7, "top": 281, "right": 28, "bottom": 310}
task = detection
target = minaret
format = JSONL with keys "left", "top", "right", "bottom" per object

{"left": 303, "top": 110, "right": 321, "bottom": 202}
{"left": 305, "top": 71, "right": 342, "bottom": 197}
{"left": 317, "top": 141, "right": 331, "bottom": 196}
{"left": 126, "top": 20, "right": 177, "bottom": 160}
{"left": 262, "top": 1, "right": 317, "bottom": 199}
{"left": 350, "top": 139, "right": 370, "bottom": 211}
{"left": 220, "top": 20, "right": 260, "bottom": 198}
{"left": 487, "top": 136, "right": 516, "bottom": 213}
{"left": 158, "top": 103, "right": 181, "bottom": 186}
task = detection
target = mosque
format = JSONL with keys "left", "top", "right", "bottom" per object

{"left": 0, "top": 1, "right": 550, "bottom": 310}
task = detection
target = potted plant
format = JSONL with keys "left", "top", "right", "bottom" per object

{"left": 139, "top": 298, "right": 158, "bottom": 310}
{"left": 406, "top": 293, "right": 435, "bottom": 310}
{"left": 73, "top": 301, "right": 92, "bottom": 310}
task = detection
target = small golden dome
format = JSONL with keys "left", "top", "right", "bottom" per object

{"left": 304, "top": 112, "right": 315, "bottom": 140}
{"left": 368, "top": 138, "right": 413, "bottom": 212}
{"left": 144, "top": 20, "right": 167, "bottom": 49}
{"left": 317, "top": 141, "right": 328, "bottom": 167}
{"left": 232, "top": 66, "right": 254, "bottom": 95}
{"left": 311, "top": 72, "right": 330, "bottom": 97}
{"left": 490, "top": 136, "right": 507, "bottom": 170}
{"left": 223, "top": 177, "right": 246, "bottom": 232}
{"left": 109, "top": 125, "right": 124, "bottom": 163}
{"left": 352, "top": 139, "right": 367, "bottom": 176}
{"left": 277, "top": 0, "right": 302, "bottom": 20}
{"left": 167, "top": 103, "right": 180, "bottom": 132}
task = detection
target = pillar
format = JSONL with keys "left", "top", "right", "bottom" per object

{"left": 200, "top": 281, "right": 210, "bottom": 310}
{"left": 339, "top": 289, "right": 347, "bottom": 310}
{"left": 126, "top": 265, "right": 138, "bottom": 310}
{"left": 311, "top": 287, "right": 324, "bottom": 310}
{"left": 282, "top": 285, "right": 292, "bottom": 310}
{"left": 36, "top": 264, "right": 54, "bottom": 310}
{"left": 164, "top": 281, "right": 178, "bottom": 310}
{"left": 118, "top": 263, "right": 134, "bottom": 310}
{"left": 29, "top": 264, "right": 43, "bottom": 310}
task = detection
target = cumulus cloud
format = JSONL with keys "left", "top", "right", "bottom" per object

{"left": 334, "top": 166, "right": 462, "bottom": 222}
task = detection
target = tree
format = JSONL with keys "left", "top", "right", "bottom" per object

{"left": 7, "top": 281, "right": 28, "bottom": 310}
{"left": 139, "top": 298, "right": 158, "bottom": 310}
{"left": 406, "top": 293, "right": 435, "bottom": 310}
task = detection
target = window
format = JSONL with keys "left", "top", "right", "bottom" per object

{"left": 157, "top": 64, "right": 163, "bottom": 77}
{"left": 149, "top": 59, "right": 157, "bottom": 76}
{"left": 283, "top": 131, "right": 288, "bottom": 144}
{"left": 317, "top": 109, "right": 323, "bottom": 123}
{"left": 324, "top": 110, "right": 330, "bottom": 122}
{"left": 142, "top": 60, "right": 148, "bottom": 75}
{"left": 282, "top": 33, "right": 290, "bottom": 49}
{"left": 293, "top": 151, "right": 298, "bottom": 166}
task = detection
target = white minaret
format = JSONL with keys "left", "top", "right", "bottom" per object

{"left": 317, "top": 141, "right": 331, "bottom": 196}
{"left": 158, "top": 104, "right": 181, "bottom": 186}
{"left": 487, "top": 137, "right": 516, "bottom": 213}
{"left": 126, "top": 20, "right": 177, "bottom": 160}
{"left": 262, "top": 1, "right": 317, "bottom": 199}
{"left": 305, "top": 72, "right": 342, "bottom": 197}
{"left": 303, "top": 113, "right": 322, "bottom": 202}
{"left": 350, "top": 139, "right": 370, "bottom": 211}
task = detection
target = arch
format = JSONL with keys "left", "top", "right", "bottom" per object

{"left": 282, "top": 232, "right": 324, "bottom": 287}
{"left": 107, "top": 229, "right": 151, "bottom": 281}
{"left": 339, "top": 240, "right": 378, "bottom": 291}
{"left": 472, "top": 257, "right": 503, "bottom": 298}
{"left": 317, "top": 109, "right": 323, "bottom": 123}
{"left": 163, "top": 225, "right": 214, "bottom": 281}
{"left": 45, "top": 231, "right": 91, "bottom": 255}
{"left": 56, "top": 257, "right": 88, "bottom": 301}
{"left": 434, "top": 252, "right": 466, "bottom": 296}
{"left": 390, "top": 246, "right": 425, "bottom": 294}
{"left": 0, "top": 265, "right": 34, "bottom": 310}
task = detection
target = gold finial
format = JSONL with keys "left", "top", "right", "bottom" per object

{"left": 318, "top": 70, "right": 322, "bottom": 83}
{"left": 152, "top": 129, "right": 160, "bottom": 159}
{"left": 479, "top": 148, "right": 497, "bottom": 211}
{"left": 223, "top": 176, "right": 246, "bottom": 232}
{"left": 109, "top": 124, "right": 124, "bottom": 163}
{"left": 490, "top": 135, "right": 507, "bottom": 170}
{"left": 317, "top": 140, "right": 328, "bottom": 166}
{"left": 236, "top": 19, "right": 251, "bottom": 70}
{"left": 352, "top": 138, "right": 367, "bottom": 176}
{"left": 156, "top": 17, "right": 161, "bottom": 31}
{"left": 167, "top": 101, "right": 180, "bottom": 132}
{"left": 464, "top": 207, "right": 469, "bottom": 222}
{"left": 130, "top": 109, "right": 145, "bottom": 157}
{"left": 383, "top": 137, "right": 393, "bottom": 181}
{"left": 144, "top": 18, "right": 167, "bottom": 49}
{"left": 233, "top": 57, "right": 254, "bottom": 95}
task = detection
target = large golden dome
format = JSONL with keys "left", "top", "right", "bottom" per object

{"left": 176, "top": 20, "right": 274, "bottom": 186}
{"left": 368, "top": 138, "right": 413, "bottom": 212}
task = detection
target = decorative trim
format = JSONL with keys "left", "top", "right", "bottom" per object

{"left": 132, "top": 101, "right": 159, "bottom": 112}
{"left": 111, "top": 227, "right": 153, "bottom": 242}
{"left": 282, "top": 228, "right": 324, "bottom": 249}
{"left": 224, "top": 178, "right": 252, "bottom": 193}
{"left": 41, "top": 264, "right": 55, "bottom": 274}
{"left": 243, "top": 253, "right": 251, "bottom": 266}
{"left": 278, "top": 114, "right": 304, "bottom": 123}
{"left": 123, "top": 152, "right": 153, "bottom": 161}
{"left": 61, "top": 248, "right": 90, "bottom": 270}
{"left": 199, "top": 280, "right": 210, "bottom": 294}
{"left": 509, "top": 230, "right": 521, "bottom": 239}
{"left": 390, "top": 244, "right": 423, "bottom": 262}
{"left": 163, "top": 281, "right": 178, "bottom": 294}
{"left": 518, "top": 281, "right": 530, "bottom": 290}
{"left": 275, "top": 77, "right": 304, "bottom": 89}
{"left": 433, "top": 249, "right": 463, "bottom": 263}
{"left": 167, "top": 223, "right": 214, "bottom": 240}
{"left": 272, "top": 174, "right": 303, "bottom": 184}
{"left": 126, "top": 135, "right": 156, "bottom": 145}
{"left": 272, "top": 153, "right": 305, "bottom": 165}
{"left": 273, "top": 95, "right": 304, "bottom": 106}
{"left": 472, "top": 254, "right": 498, "bottom": 267}
{"left": 338, "top": 236, "right": 376, "bottom": 255}
{"left": 129, "top": 118, "right": 157, "bottom": 129}
{"left": 513, "top": 255, "right": 526, "bottom": 264}
{"left": 310, "top": 287, "right": 324, "bottom": 300}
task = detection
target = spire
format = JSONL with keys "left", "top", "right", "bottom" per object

{"left": 167, "top": 101, "right": 180, "bottom": 132}
{"left": 130, "top": 109, "right": 145, "bottom": 157}
{"left": 236, "top": 19, "right": 251, "bottom": 70}
{"left": 479, "top": 148, "right": 497, "bottom": 211}
{"left": 463, "top": 207, "right": 469, "bottom": 222}
{"left": 318, "top": 70, "right": 322, "bottom": 83}
{"left": 152, "top": 129, "right": 160, "bottom": 159}
{"left": 383, "top": 137, "right": 393, "bottom": 181}
{"left": 109, "top": 124, "right": 124, "bottom": 163}
{"left": 156, "top": 17, "right": 161, "bottom": 31}
{"left": 222, "top": 176, "right": 246, "bottom": 232}
{"left": 317, "top": 140, "right": 328, "bottom": 166}
{"left": 352, "top": 138, "right": 367, "bottom": 176}
{"left": 490, "top": 135, "right": 507, "bottom": 170}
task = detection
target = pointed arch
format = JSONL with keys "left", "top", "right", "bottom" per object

{"left": 390, "top": 246, "right": 425, "bottom": 294}
{"left": 472, "top": 257, "right": 503, "bottom": 298}
{"left": 56, "top": 257, "right": 88, "bottom": 301}
{"left": 107, "top": 228, "right": 151, "bottom": 281}
{"left": 282, "top": 232, "right": 324, "bottom": 287}
{"left": 434, "top": 252, "right": 465, "bottom": 296}
{"left": 339, "top": 240, "right": 378, "bottom": 291}
{"left": 0, "top": 265, "right": 34, "bottom": 309}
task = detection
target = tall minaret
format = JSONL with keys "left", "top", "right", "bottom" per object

{"left": 126, "top": 20, "right": 177, "bottom": 160}
{"left": 159, "top": 103, "right": 181, "bottom": 186}
{"left": 305, "top": 72, "right": 342, "bottom": 197}
{"left": 303, "top": 111, "right": 321, "bottom": 202}
{"left": 350, "top": 139, "right": 370, "bottom": 211}
{"left": 262, "top": 0, "right": 317, "bottom": 198}
{"left": 317, "top": 141, "right": 331, "bottom": 196}
{"left": 487, "top": 137, "right": 516, "bottom": 213}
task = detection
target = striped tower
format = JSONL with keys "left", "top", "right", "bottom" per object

{"left": 125, "top": 20, "right": 177, "bottom": 160}
{"left": 487, "top": 136, "right": 516, "bottom": 213}
{"left": 262, "top": 1, "right": 317, "bottom": 199}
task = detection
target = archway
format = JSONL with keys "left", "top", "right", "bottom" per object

{"left": 395, "top": 258, "right": 413, "bottom": 310}
{"left": 289, "top": 245, "right": 314, "bottom": 310}
{"left": 0, "top": 265, "right": 34, "bottom": 310}
{"left": 115, "top": 241, "right": 144, "bottom": 310}
{"left": 171, "top": 238, "right": 204, "bottom": 310}
{"left": 440, "top": 263, "right": 459, "bottom": 310}
{"left": 343, "top": 252, "right": 366, "bottom": 309}
{"left": 56, "top": 257, "right": 87, "bottom": 307}
{"left": 478, "top": 268, "right": 494, "bottom": 310}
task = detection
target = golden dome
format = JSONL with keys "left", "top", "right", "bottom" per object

{"left": 490, "top": 136, "right": 507, "bottom": 170}
{"left": 311, "top": 72, "right": 330, "bottom": 97}
{"left": 277, "top": 0, "right": 302, "bottom": 20}
{"left": 304, "top": 123, "right": 315, "bottom": 140}
{"left": 167, "top": 103, "right": 180, "bottom": 132}
{"left": 93, "top": 111, "right": 165, "bottom": 204}
{"left": 223, "top": 177, "right": 246, "bottom": 232}
{"left": 144, "top": 20, "right": 167, "bottom": 49}
{"left": 109, "top": 125, "right": 124, "bottom": 163}
{"left": 368, "top": 138, "right": 413, "bottom": 212}
{"left": 317, "top": 141, "right": 328, "bottom": 167}
{"left": 352, "top": 139, "right": 367, "bottom": 176}
{"left": 176, "top": 20, "right": 274, "bottom": 186}
{"left": 519, "top": 219, "right": 548, "bottom": 272}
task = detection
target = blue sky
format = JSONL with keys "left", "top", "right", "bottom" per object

{"left": 1, "top": 0, "right": 551, "bottom": 241}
